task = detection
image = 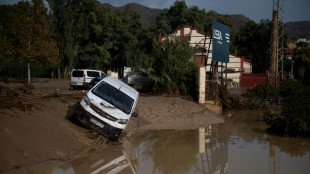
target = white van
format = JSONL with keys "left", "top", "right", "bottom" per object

{"left": 76, "top": 76, "right": 139, "bottom": 139}
{"left": 70, "top": 69, "right": 106, "bottom": 89}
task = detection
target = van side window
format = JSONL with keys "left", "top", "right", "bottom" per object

{"left": 72, "top": 71, "right": 83, "bottom": 77}
{"left": 87, "top": 71, "right": 100, "bottom": 77}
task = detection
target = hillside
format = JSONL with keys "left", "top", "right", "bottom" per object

{"left": 103, "top": 3, "right": 161, "bottom": 26}
{"left": 103, "top": 3, "right": 310, "bottom": 41}
{"left": 284, "top": 21, "right": 310, "bottom": 41}
{"left": 229, "top": 14, "right": 250, "bottom": 30}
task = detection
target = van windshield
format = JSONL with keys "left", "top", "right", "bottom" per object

{"left": 91, "top": 81, "right": 134, "bottom": 114}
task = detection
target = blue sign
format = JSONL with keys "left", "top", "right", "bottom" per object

{"left": 212, "top": 21, "right": 230, "bottom": 63}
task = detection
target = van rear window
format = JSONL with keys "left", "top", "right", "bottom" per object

{"left": 72, "top": 70, "right": 83, "bottom": 77}
{"left": 87, "top": 71, "right": 100, "bottom": 77}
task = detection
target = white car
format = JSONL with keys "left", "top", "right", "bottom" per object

{"left": 76, "top": 76, "right": 139, "bottom": 139}
{"left": 70, "top": 69, "right": 106, "bottom": 89}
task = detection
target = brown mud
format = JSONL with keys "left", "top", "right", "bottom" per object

{"left": 0, "top": 78, "right": 223, "bottom": 173}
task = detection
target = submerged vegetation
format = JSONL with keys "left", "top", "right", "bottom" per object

{"left": 245, "top": 81, "right": 310, "bottom": 137}
{"left": 244, "top": 83, "right": 280, "bottom": 99}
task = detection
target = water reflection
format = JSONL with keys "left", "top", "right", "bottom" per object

{"left": 50, "top": 110, "right": 310, "bottom": 174}
{"left": 127, "top": 110, "right": 310, "bottom": 174}
{"left": 127, "top": 126, "right": 229, "bottom": 174}
{"left": 222, "top": 110, "right": 310, "bottom": 174}
{"left": 133, "top": 130, "right": 199, "bottom": 174}
{"left": 50, "top": 136, "right": 138, "bottom": 174}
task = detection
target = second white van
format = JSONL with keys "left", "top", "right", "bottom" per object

{"left": 70, "top": 69, "right": 106, "bottom": 89}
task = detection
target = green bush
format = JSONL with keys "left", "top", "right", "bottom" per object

{"left": 148, "top": 38, "right": 198, "bottom": 96}
{"left": 264, "top": 80, "right": 310, "bottom": 137}
{"left": 244, "top": 83, "right": 279, "bottom": 99}
{"left": 264, "top": 111, "right": 289, "bottom": 135}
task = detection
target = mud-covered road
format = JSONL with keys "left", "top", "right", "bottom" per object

{"left": 0, "top": 78, "right": 223, "bottom": 173}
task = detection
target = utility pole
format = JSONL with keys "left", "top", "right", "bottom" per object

{"left": 270, "top": 0, "right": 284, "bottom": 86}
{"left": 270, "top": 9, "right": 278, "bottom": 74}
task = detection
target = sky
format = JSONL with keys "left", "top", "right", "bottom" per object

{"left": 1, "top": 0, "right": 309, "bottom": 22}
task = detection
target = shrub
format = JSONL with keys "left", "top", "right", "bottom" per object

{"left": 244, "top": 83, "right": 279, "bottom": 99}
{"left": 264, "top": 80, "right": 310, "bottom": 137}
{"left": 148, "top": 38, "right": 198, "bottom": 96}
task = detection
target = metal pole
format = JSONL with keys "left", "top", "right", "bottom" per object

{"left": 201, "top": 35, "right": 207, "bottom": 66}
{"left": 225, "top": 62, "right": 228, "bottom": 87}
{"left": 270, "top": 10, "right": 278, "bottom": 74}
{"left": 216, "top": 62, "right": 219, "bottom": 103}
{"left": 206, "top": 33, "right": 212, "bottom": 80}
{"left": 221, "top": 62, "right": 224, "bottom": 86}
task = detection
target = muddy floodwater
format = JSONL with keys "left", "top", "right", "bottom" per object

{"left": 50, "top": 110, "right": 310, "bottom": 174}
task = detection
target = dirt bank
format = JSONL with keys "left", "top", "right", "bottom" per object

{"left": 126, "top": 95, "right": 224, "bottom": 132}
{"left": 0, "top": 78, "right": 224, "bottom": 173}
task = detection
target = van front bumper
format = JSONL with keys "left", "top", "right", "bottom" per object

{"left": 75, "top": 103, "right": 123, "bottom": 139}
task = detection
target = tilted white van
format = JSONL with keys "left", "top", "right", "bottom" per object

{"left": 76, "top": 76, "right": 139, "bottom": 139}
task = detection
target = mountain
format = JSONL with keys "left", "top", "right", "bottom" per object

{"left": 103, "top": 3, "right": 161, "bottom": 26}
{"left": 229, "top": 14, "right": 250, "bottom": 30}
{"left": 227, "top": 15, "right": 310, "bottom": 42}
{"left": 103, "top": 3, "right": 310, "bottom": 41}
{"left": 284, "top": 21, "right": 310, "bottom": 41}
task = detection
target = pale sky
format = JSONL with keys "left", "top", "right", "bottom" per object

{"left": 1, "top": 0, "right": 309, "bottom": 22}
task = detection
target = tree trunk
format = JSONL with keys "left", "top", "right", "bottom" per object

{"left": 64, "top": 67, "right": 67, "bottom": 79}
{"left": 58, "top": 67, "right": 61, "bottom": 79}
{"left": 51, "top": 71, "right": 54, "bottom": 79}
{"left": 297, "top": 63, "right": 305, "bottom": 81}
{"left": 27, "top": 63, "right": 31, "bottom": 87}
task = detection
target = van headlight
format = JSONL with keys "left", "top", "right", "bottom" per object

{"left": 116, "top": 119, "right": 128, "bottom": 124}
{"left": 83, "top": 95, "right": 91, "bottom": 105}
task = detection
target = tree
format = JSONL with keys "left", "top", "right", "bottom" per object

{"left": 70, "top": 0, "right": 110, "bottom": 69}
{"left": 50, "top": 0, "right": 147, "bottom": 72}
{"left": 149, "top": 38, "right": 198, "bottom": 95}
{"left": 233, "top": 20, "right": 272, "bottom": 73}
{"left": 113, "top": 4, "right": 144, "bottom": 68}
{"left": 0, "top": 0, "right": 60, "bottom": 85}
{"left": 204, "top": 10, "right": 233, "bottom": 34}
{"left": 49, "top": 0, "right": 78, "bottom": 78}
{"left": 293, "top": 41, "right": 310, "bottom": 81}
{"left": 152, "top": 2, "right": 233, "bottom": 36}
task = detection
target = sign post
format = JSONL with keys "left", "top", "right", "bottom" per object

{"left": 212, "top": 21, "right": 230, "bottom": 87}
{"left": 212, "top": 21, "right": 230, "bottom": 63}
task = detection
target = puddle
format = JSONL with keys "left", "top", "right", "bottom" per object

{"left": 50, "top": 110, "right": 310, "bottom": 174}
{"left": 50, "top": 137, "right": 138, "bottom": 174}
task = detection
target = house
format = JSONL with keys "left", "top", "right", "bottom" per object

{"left": 158, "top": 25, "right": 252, "bottom": 85}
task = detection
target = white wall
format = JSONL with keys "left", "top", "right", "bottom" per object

{"left": 161, "top": 26, "right": 252, "bottom": 85}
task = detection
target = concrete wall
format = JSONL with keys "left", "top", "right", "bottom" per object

{"left": 107, "top": 70, "right": 119, "bottom": 79}
{"left": 240, "top": 73, "right": 268, "bottom": 88}
{"left": 197, "top": 67, "right": 206, "bottom": 104}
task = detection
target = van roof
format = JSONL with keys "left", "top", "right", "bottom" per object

{"left": 103, "top": 76, "right": 139, "bottom": 100}
{"left": 72, "top": 69, "right": 102, "bottom": 72}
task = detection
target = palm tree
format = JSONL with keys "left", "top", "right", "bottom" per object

{"left": 293, "top": 41, "right": 310, "bottom": 80}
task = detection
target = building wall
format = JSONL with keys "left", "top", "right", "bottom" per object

{"left": 160, "top": 25, "right": 252, "bottom": 85}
